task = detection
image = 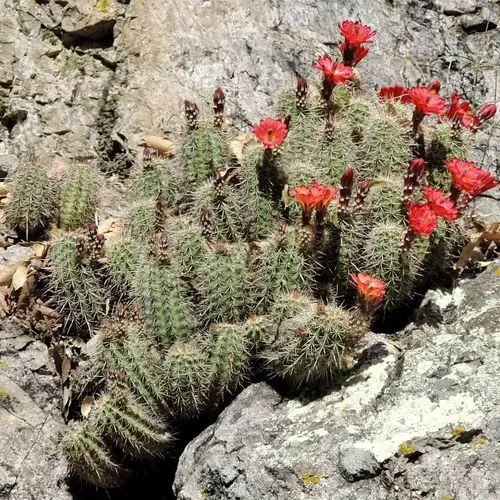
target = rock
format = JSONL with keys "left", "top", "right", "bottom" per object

{"left": 0, "top": 246, "right": 34, "bottom": 268}
{"left": 432, "top": 0, "right": 480, "bottom": 16}
{"left": 0, "top": 319, "right": 71, "bottom": 500}
{"left": 174, "top": 261, "right": 500, "bottom": 499}
{"left": 338, "top": 448, "right": 381, "bottom": 482}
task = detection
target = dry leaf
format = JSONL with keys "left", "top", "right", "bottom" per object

{"left": 98, "top": 217, "right": 119, "bottom": 234}
{"left": 11, "top": 265, "right": 28, "bottom": 291}
{"left": 49, "top": 227, "right": 66, "bottom": 240}
{"left": 32, "top": 243, "right": 49, "bottom": 259}
{"left": 140, "top": 135, "right": 175, "bottom": 157}
{"left": 61, "top": 356, "right": 71, "bottom": 385}
{"left": 97, "top": 217, "right": 124, "bottom": 242}
{"left": 81, "top": 396, "right": 95, "bottom": 418}
{"left": 33, "top": 302, "right": 60, "bottom": 318}
{"left": 0, "top": 182, "right": 9, "bottom": 198}
{"left": 17, "top": 274, "right": 36, "bottom": 310}
{"left": 62, "top": 385, "right": 72, "bottom": 421}
{"left": 0, "top": 261, "right": 25, "bottom": 286}
{"left": 230, "top": 132, "right": 254, "bottom": 164}
{"left": 0, "top": 288, "right": 9, "bottom": 315}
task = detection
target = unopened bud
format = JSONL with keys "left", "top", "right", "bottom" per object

{"left": 402, "top": 158, "right": 426, "bottom": 201}
{"left": 428, "top": 80, "right": 441, "bottom": 94}
{"left": 296, "top": 75, "right": 308, "bottom": 112}
{"left": 339, "top": 168, "right": 354, "bottom": 214}
{"left": 283, "top": 114, "right": 292, "bottom": 130}
{"left": 213, "top": 87, "right": 225, "bottom": 127}
{"left": 355, "top": 179, "right": 372, "bottom": 210}
{"left": 184, "top": 100, "right": 199, "bottom": 130}
{"left": 477, "top": 103, "right": 497, "bottom": 123}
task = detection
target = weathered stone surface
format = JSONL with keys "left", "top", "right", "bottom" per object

{"left": 174, "top": 261, "right": 500, "bottom": 499}
{"left": 0, "top": 319, "right": 71, "bottom": 500}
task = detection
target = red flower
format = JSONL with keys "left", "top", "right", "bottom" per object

{"left": 406, "top": 86, "right": 447, "bottom": 116}
{"left": 253, "top": 117, "right": 289, "bottom": 149}
{"left": 423, "top": 186, "right": 458, "bottom": 222}
{"left": 444, "top": 92, "right": 479, "bottom": 129}
{"left": 447, "top": 158, "right": 500, "bottom": 197}
{"left": 291, "top": 181, "right": 338, "bottom": 221}
{"left": 407, "top": 202, "right": 439, "bottom": 236}
{"left": 461, "top": 113, "right": 481, "bottom": 129}
{"left": 291, "top": 185, "right": 321, "bottom": 215}
{"left": 313, "top": 55, "right": 355, "bottom": 85}
{"left": 477, "top": 103, "right": 497, "bottom": 123}
{"left": 378, "top": 84, "right": 408, "bottom": 102}
{"left": 350, "top": 273, "right": 387, "bottom": 315}
{"left": 312, "top": 181, "right": 338, "bottom": 216}
{"left": 312, "top": 55, "right": 336, "bottom": 75}
{"left": 338, "top": 21, "right": 376, "bottom": 46}
{"left": 339, "top": 42, "right": 369, "bottom": 66}
{"left": 446, "top": 92, "right": 471, "bottom": 120}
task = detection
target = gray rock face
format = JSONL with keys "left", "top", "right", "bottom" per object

{"left": 0, "top": 319, "right": 71, "bottom": 500}
{"left": 174, "top": 261, "right": 500, "bottom": 500}
{"left": 1, "top": 0, "right": 499, "bottom": 178}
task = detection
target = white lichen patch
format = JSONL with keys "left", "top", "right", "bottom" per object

{"left": 314, "top": 428, "right": 328, "bottom": 438}
{"left": 462, "top": 302, "right": 497, "bottom": 323}
{"left": 433, "top": 334, "right": 457, "bottom": 346}
{"left": 366, "top": 393, "right": 481, "bottom": 461}
{"left": 333, "top": 355, "right": 397, "bottom": 412}
{"left": 416, "top": 360, "right": 435, "bottom": 375}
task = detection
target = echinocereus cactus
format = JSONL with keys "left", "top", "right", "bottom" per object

{"left": 59, "top": 164, "right": 99, "bottom": 230}
{"left": 19, "top": 17, "right": 497, "bottom": 489}
{"left": 6, "top": 162, "right": 56, "bottom": 238}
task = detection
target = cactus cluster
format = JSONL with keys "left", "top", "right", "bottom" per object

{"left": 6, "top": 162, "right": 100, "bottom": 238}
{"left": 7, "top": 19, "right": 498, "bottom": 489}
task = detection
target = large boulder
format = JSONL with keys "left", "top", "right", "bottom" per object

{"left": 174, "top": 261, "right": 500, "bottom": 500}
{"left": 0, "top": 318, "right": 72, "bottom": 499}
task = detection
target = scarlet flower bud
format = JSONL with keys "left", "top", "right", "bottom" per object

{"left": 213, "top": 87, "right": 225, "bottom": 106}
{"left": 402, "top": 159, "right": 426, "bottom": 201}
{"left": 408, "top": 158, "right": 426, "bottom": 179}
{"left": 296, "top": 76, "right": 308, "bottom": 111}
{"left": 115, "top": 303, "right": 126, "bottom": 317}
{"left": 213, "top": 87, "right": 225, "bottom": 127}
{"left": 339, "top": 168, "right": 354, "bottom": 214}
{"left": 143, "top": 147, "right": 153, "bottom": 164}
{"left": 354, "top": 179, "right": 372, "bottom": 210}
{"left": 184, "top": 100, "right": 199, "bottom": 130}
{"left": 427, "top": 80, "right": 441, "bottom": 94}
{"left": 477, "top": 103, "right": 497, "bottom": 123}
{"left": 88, "top": 223, "right": 98, "bottom": 233}
{"left": 96, "top": 234, "right": 105, "bottom": 242}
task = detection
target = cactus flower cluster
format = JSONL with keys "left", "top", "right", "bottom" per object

{"left": 6, "top": 18, "right": 499, "bottom": 489}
